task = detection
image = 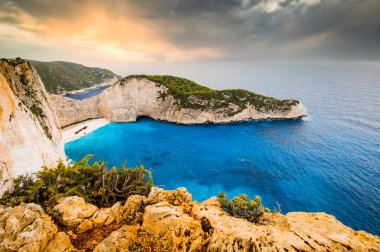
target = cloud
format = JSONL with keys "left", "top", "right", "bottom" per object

{"left": 0, "top": 0, "right": 379, "bottom": 62}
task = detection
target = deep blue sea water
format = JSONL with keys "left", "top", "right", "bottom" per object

{"left": 65, "top": 61, "right": 380, "bottom": 235}
{"left": 65, "top": 85, "right": 110, "bottom": 100}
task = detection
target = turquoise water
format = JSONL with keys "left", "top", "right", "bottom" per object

{"left": 65, "top": 62, "right": 380, "bottom": 235}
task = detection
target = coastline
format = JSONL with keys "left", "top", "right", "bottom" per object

{"left": 61, "top": 77, "right": 119, "bottom": 95}
{"left": 62, "top": 118, "right": 110, "bottom": 144}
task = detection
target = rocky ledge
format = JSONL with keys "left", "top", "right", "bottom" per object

{"left": 0, "top": 187, "right": 378, "bottom": 252}
{"left": 50, "top": 75, "right": 307, "bottom": 127}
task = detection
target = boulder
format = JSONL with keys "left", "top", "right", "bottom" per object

{"left": 77, "top": 219, "right": 93, "bottom": 234}
{"left": 122, "top": 195, "right": 145, "bottom": 224}
{"left": 53, "top": 196, "right": 98, "bottom": 226}
{"left": 93, "top": 225, "right": 139, "bottom": 252}
{"left": 0, "top": 203, "right": 75, "bottom": 252}
{"left": 44, "top": 232, "right": 76, "bottom": 252}
{"left": 91, "top": 202, "right": 123, "bottom": 227}
{"left": 142, "top": 202, "right": 205, "bottom": 250}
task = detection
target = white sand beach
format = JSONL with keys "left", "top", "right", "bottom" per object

{"left": 62, "top": 118, "right": 110, "bottom": 144}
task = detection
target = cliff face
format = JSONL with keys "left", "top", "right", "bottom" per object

{"left": 51, "top": 77, "right": 307, "bottom": 127}
{"left": 0, "top": 59, "right": 65, "bottom": 190}
{"left": 0, "top": 187, "right": 379, "bottom": 251}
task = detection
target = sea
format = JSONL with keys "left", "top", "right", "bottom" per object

{"left": 65, "top": 61, "right": 380, "bottom": 235}
{"left": 65, "top": 85, "right": 110, "bottom": 100}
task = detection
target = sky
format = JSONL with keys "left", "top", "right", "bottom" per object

{"left": 0, "top": 0, "right": 379, "bottom": 75}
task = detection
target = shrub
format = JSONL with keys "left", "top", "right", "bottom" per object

{"left": 29, "top": 104, "right": 45, "bottom": 118}
{"left": 218, "top": 192, "right": 270, "bottom": 224}
{"left": 0, "top": 155, "right": 153, "bottom": 210}
{"left": 42, "top": 126, "right": 52, "bottom": 139}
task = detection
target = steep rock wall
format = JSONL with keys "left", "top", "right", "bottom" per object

{"left": 51, "top": 78, "right": 307, "bottom": 127}
{"left": 0, "top": 59, "right": 65, "bottom": 190}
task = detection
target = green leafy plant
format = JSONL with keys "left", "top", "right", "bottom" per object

{"left": 42, "top": 126, "right": 52, "bottom": 139}
{"left": 0, "top": 155, "right": 153, "bottom": 210}
{"left": 29, "top": 104, "right": 45, "bottom": 118}
{"left": 218, "top": 192, "right": 270, "bottom": 224}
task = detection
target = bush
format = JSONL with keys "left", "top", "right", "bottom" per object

{"left": 0, "top": 155, "right": 153, "bottom": 210}
{"left": 29, "top": 104, "right": 45, "bottom": 118}
{"left": 218, "top": 192, "right": 270, "bottom": 224}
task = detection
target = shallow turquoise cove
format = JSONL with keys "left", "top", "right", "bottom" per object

{"left": 65, "top": 62, "right": 380, "bottom": 235}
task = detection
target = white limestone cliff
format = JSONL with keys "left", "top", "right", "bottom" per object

{"left": 50, "top": 77, "right": 307, "bottom": 128}
{"left": 0, "top": 59, "right": 65, "bottom": 190}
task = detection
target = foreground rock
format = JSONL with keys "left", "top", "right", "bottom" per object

{"left": 1, "top": 188, "right": 378, "bottom": 251}
{"left": 0, "top": 203, "right": 75, "bottom": 251}
{"left": 0, "top": 59, "right": 65, "bottom": 190}
{"left": 50, "top": 76, "right": 307, "bottom": 127}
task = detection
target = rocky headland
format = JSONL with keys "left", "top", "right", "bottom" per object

{"left": 50, "top": 75, "right": 307, "bottom": 127}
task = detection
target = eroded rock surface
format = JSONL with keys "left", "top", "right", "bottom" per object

{"left": 2, "top": 188, "right": 377, "bottom": 251}
{"left": 54, "top": 196, "right": 98, "bottom": 226}
{"left": 0, "top": 203, "right": 75, "bottom": 252}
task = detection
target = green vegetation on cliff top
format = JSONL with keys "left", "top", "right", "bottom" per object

{"left": 28, "top": 60, "right": 119, "bottom": 94}
{"left": 218, "top": 192, "right": 270, "bottom": 224}
{"left": 124, "top": 75, "right": 299, "bottom": 116}
{"left": 0, "top": 155, "right": 269, "bottom": 225}
{"left": 0, "top": 155, "right": 153, "bottom": 209}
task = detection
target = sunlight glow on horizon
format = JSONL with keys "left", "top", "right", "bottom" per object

{"left": 0, "top": 0, "right": 379, "bottom": 73}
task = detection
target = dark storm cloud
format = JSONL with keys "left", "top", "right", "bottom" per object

{"left": 126, "top": 0, "right": 380, "bottom": 60}
{"left": 0, "top": 15, "right": 20, "bottom": 25}
{"left": 2, "top": 0, "right": 380, "bottom": 60}
{"left": 130, "top": 0, "right": 272, "bottom": 47}
{"left": 2, "top": 0, "right": 83, "bottom": 19}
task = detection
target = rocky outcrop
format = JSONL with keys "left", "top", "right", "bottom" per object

{"left": 0, "top": 203, "right": 75, "bottom": 251}
{"left": 1, "top": 188, "right": 378, "bottom": 251}
{"left": 50, "top": 77, "right": 307, "bottom": 127}
{"left": 0, "top": 59, "right": 65, "bottom": 191}
{"left": 54, "top": 196, "right": 99, "bottom": 226}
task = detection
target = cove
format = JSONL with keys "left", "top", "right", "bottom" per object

{"left": 65, "top": 116, "right": 379, "bottom": 235}
{"left": 65, "top": 62, "right": 380, "bottom": 236}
